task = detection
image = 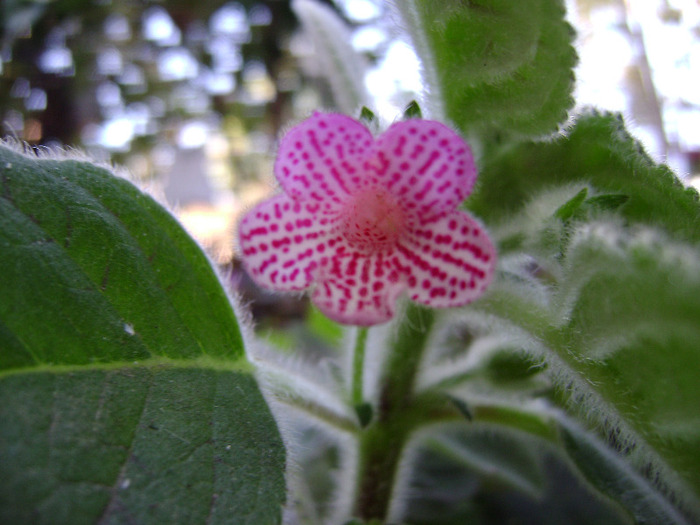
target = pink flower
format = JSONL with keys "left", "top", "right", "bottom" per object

{"left": 238, "top": 112, "right": 496, "bottom": 326}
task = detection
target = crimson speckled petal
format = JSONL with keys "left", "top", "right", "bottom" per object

{"left": 311, "top": 249, "right": 405, "bottom": 326}
{"left": 239, "top": 194, "right": 335, "bottom": 290}
{"left": 275, "top": 112, "right": 373, "bottom": 212}
{"left": 399, "top": 211, "right": 496, "bottom": 307}
{"left": 366, "top": 119, "right": 477, "bottom": 223}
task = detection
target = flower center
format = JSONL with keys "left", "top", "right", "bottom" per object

{"left": 340, "top": 189, "right": 405, "bottom": 252}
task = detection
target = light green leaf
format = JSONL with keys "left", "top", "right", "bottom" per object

{"left": 554, "top": 187, "right": 588, "bottom": 221}
{"left": 0, "top": 144, "right": 286, "bottom": 523}
{"left": 394, "top": 0, "right": 577, "bottom": 136}
{"left": 472, "top": 223, "right": 700, "bottom": 520}
{"left": 470, "top": 111, "right": 700, "bottom": 243}
{"left": 459, "top": 111, "right": 700, "bottom": 519}
{"left": 558, "top": 224, "right": 700, "bottom": 495}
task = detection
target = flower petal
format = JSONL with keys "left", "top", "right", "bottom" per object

{"left": 275, "top": 112, "right": 373, "bottom": 211}
{"left": 311, "top": 249, "right": 406, "bottom": 326}
{"left": 367, "top": 120, "right": 477, "bottom": 221}
{"left": 239, "top": 194, "right": 333, "bottom": 291}
{"left": 397, "top": 211, "right": 496, "bottom": 307}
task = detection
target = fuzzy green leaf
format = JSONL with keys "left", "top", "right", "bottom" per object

{"left": 554, "top": 187, "right": 588, "bottom": 221}
{"left": 0, "top": 144, "right": 285, "bottom": 524}
{"left": 472, "top": 222, "right": 700, "bottom": 520}
{"left": 558, "top": 225, "right": 700, "bottom": 502}
{"left": 461, "top": 111, "right": 700, "bottom": 520}
{"left": 401, "top": 422, "right": 633, "bottom": 524}
{"left": 395, "top": 0, "right": 577, "bottom": 136}
{"left": 470, "top": 112, "right": 700, "bottom": 243}
{"left": 559, "top": 416, "right": 692, "bottom": 525}
{"left": 402, "top": 100, "right": 423, "bottom": 120}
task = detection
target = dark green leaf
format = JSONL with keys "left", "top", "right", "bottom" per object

{"left": 402, "top": 100, "right": 423, "bottom": 120}
{"left": 355, "top": 402, "right": 374, "bottom": 428}
{"left": 402, "top": 422, "right": 632, "bottom": 525}
{"left": 0, "top": 145, "right": 244, "bottom": 366}
{"left": 559, "top": 417, "right": 691, "bottom": 524}
{"left": 581, "top": 193, "right": 630, "bottom": 213}
{"left": 359, "top": 106, "right": 377, "bottom": 127}
{"left": 0, "top": 144, "right": 286, "bottom": 523}
{"left": 0, "top": 366, "right": 285, "bottom": 525}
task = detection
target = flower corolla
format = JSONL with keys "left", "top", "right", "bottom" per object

{"left": 239, "top": 112, "right": 496, "bottom": 325}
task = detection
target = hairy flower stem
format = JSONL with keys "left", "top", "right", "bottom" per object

{"left": 353, "top": 305, "right": 436, "bottom": 521}
{"left": 351, "top": 327, "right": 369, "bottom": 408}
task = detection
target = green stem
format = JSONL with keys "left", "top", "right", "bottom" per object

{"left": 351, "top": 327, "right": 369, "bottom": 407}
{"left": 353, "top": 305, "right": 437, "bottom": 521}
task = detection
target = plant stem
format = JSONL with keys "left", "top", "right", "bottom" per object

{"left": 351, "top": 327, "right": 369, "bottom": 408}
{"left": 352, "top": 305, "right": 436, "bottom": 521}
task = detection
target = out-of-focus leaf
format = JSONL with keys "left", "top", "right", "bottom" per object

{"left": 399, "top": 421, "right": 632, "bottom": 525}
{"left": 394, "top": 0, "right": 577, "bottom": 136}
{"left": 559, "top": 415, "right": 692, "bottom": 525}
{"left": 470, "top": 112, "right": 700, "bottom": 243}
{"left": 292, "top": 0, "right": 370, "bottom": 113}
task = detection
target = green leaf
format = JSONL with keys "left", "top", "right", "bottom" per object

{"left": 473, "top": 222, "right": 700, "bottom": 520}
{"left": 470, "top": 112, "right": 700, "bottom": 243}
{"left": 558, "top": 225, "right": 700, "bottom": 500}
{"left": 355, "top": 402, "right": 374, "bottom": 428}
{"left": 0, "top": 144, "right": 286, "bottom": 523}
{"left": 401, "top": 422, "right": 633, "bottom": 524}
{"left": 463, "top": 110, "right": 700, "bottom": 519}
{"left": 0, "top": 146, "right": 244, "bottom": 366}
{"left": 554, "top": 187, "right": 588, "bottom": 221}
{"left": 0, "top": 367, "right": 284, "bottom": 525}
{"left": 358, "top": 106, "right": 379, "bottom": 133}
{"left": 581, "top": 193, "right": 630, "bottom": 214}
{"left": 395, "top": 0, "right": 577, "bottom": 136}
{"left": 402, "top": 100, "right": 423, "bottom": 120}
{"left": 559, "top": 416, "right": 692, "bottom": 525}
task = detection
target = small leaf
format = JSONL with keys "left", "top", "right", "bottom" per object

{"left": 402, "top": 100, "right": 423, "bottom": 120}
{"left": 582, "top": 193, "right": 630, "bottom": 213}
{"left": 358, "top": 106, "right": 378, "bottom": 131}
{"left": 559, "top": 417, "right": 692, "bottom": 525}
{"left": 401, "top": 422, "right": 632, "bottom": 524}
{"left": 554, "top": 187, "right": 588, "bottom": 221}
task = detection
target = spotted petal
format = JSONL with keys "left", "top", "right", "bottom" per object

{"left": 366, "top": 120, "right": 477, "bottom": 222}
{"left": 398, "top": 211, "right": 496, "bottom": 307}
{"left": 239, "top": 194, "right": 334, "bottom": 291}
{"left": 275, "top": 112, "right": 374, "bottom": 212}
{"left": 311, "top": 249, "right": 406, "bottom": 326}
